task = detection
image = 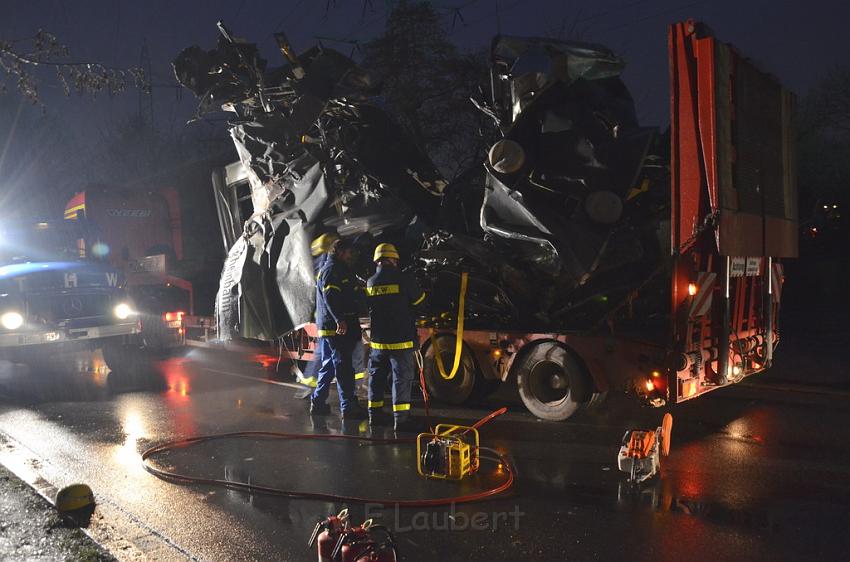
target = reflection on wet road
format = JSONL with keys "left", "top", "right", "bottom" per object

{"left": 1, "top": 347, "right": 849, "bottom": 561}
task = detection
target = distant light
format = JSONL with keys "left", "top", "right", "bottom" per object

{"left": 652, "top": 370, "right": 662, "bottom": 378}
{"left": 1, "top": 311, "right": 24, "bottom": 330}
{"left": 36, "top": 222, "right": 49, "bottom": 230}
{"left": 492, "top": 348, "right": 502, "bottom": 358}
{"left": 833, "top": 204, "right": 838, "bottom": 209}
{"left": 688, "top": 283, "right": 698, "bottom": 296}
{"left": 91, "top": 242, "right": 110, "bottom": 257}
{"left": 645, "top": 379, "right": 655, "bottom": 392}
{"left": 824, "top": 205, "right": 829, "bottom": 209}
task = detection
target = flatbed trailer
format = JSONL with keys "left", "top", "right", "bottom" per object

{"left": 270, "top": 20, "right": 796, "bottom": 421}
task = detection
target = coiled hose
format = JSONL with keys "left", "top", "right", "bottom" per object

{"left": 141, "top": 408, "right": 513, "bottom": 508}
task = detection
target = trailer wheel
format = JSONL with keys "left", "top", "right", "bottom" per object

{"left": 516, "top": 342, "right": 590, "bottom": 421}
{"left": 422, "top": 335, "right": 480, "bottom": 405}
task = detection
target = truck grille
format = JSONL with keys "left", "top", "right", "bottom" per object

{"left": 28, "top": 293, "right": 112, "bottom": 322}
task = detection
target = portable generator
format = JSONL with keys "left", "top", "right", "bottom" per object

{"left": 417, "top": 424, "right": 480, "bottom": 480}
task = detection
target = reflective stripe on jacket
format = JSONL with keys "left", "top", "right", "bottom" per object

{"left": 366, "top": 264, "right": 425, "bottom": 348}
{"left": 315, "top": 256, "right": 358, "bottom": 336}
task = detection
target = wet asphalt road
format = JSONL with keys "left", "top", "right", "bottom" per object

{"left": 0, "top": 344, "right": 848, "bottom": 561}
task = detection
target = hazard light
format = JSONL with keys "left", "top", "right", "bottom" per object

{"left": 164, "top": 311, "right": 185, "bottom": 322}
{"left": 165, "top": 311, "right": 185, "bottom": 328}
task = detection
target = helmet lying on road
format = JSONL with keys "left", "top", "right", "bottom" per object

{"left": 55, "top": 483, "right": 95, "bottom": 512}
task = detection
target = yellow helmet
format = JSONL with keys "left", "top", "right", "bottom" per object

{"left": 55, "top": 483, "right": 95, "bottom": 512}
{"left": 373, "top": 243, "right": 400, "bottom": 262}
{"left": 311, "top": 233, "right": 339, "bottom": 256}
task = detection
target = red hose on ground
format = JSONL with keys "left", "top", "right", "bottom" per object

{"left": 141, "top": 409, "right": 513, "bottom": 508}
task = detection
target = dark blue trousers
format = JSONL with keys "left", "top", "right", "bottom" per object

{"left": 367, "top": 348, "right": 416, "bottom": 419}
{"left": 311, "top": 334, "right": 357, "bottom": 411}
{"left": 302, "top": 340, "right": 366, "bottom": 386}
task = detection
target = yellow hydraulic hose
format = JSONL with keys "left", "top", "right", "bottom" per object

{"left": 432, "top": 271, "right": 468, "bottom": 380}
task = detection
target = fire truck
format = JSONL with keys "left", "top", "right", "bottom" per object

{"left": 210, "top": 21, "right": 797, "bottom": 420}
{"left": 64, "top": 187, "right": 193, "bottom": 350}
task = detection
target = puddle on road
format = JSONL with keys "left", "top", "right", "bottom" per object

{"left": 616, "top": 478, "right": 782, "bottom": 534}
{"left": 0, "top": 350, "right": 169, "bottom": 404}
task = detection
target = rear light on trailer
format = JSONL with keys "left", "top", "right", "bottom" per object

{"left": 164, "top": 311, "right": 185, "bottom": 328}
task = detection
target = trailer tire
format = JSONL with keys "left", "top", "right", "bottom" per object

{"left": 422, "top": 335, "right": 479, "bottom": 405}
{"left": 516, "top": 342, "right": 590, "bottom": 421}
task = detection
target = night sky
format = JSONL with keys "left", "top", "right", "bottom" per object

{"left": 2, "top": 0, "right": 849, "bottom": 148}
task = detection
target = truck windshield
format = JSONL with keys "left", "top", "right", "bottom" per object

{"left": 0, "top": 221, "right": 91, "bottom": 263}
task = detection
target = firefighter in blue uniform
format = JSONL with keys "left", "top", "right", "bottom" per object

{"left": 298, "top": 233, "right": 367, "bottom": 397}
{"left": 296, "top": 233, "right": 340, "bottom": 392}
{"left": 310, "top": 238, "right": 367, "bottom": 419}
{"left": 365, "top": 243, "right": 426, "bottom": 432}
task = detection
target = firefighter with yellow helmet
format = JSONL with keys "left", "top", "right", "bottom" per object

{"left": 365, "top": 243, "right": 426, "bottom": 432}
{"left": 297, "top": 233, "right": 367, "bottom": 395}
{"left": 310, "top": 237, "right": 368, "bottom": 419}
{"left": 293, "top": 233, "right": 340, "bottom": 391}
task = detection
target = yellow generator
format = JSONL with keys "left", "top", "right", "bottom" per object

{"left": 417, "top": 424, "right": 480, "bottom": 481}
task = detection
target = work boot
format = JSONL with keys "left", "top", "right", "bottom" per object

{"left": 368, "top": 408, "right": 390, "bottom": 426}
{"left": 393, "top": 414, "right": 422, "bottom": 434}
{"left": 340, "top": 401, "right": 368, "bottom": 420}
{"left": 310, "top": 401, "right": 331, "bottom": 416}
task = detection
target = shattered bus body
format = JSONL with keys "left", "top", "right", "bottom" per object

{"left": 175, "top": 20, "right": 796, "bottom": 420}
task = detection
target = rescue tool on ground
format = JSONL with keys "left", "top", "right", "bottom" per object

{"left": 617, "top": 413, "right": 673, "bottom": 483}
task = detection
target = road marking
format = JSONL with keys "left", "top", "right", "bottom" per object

{"left": 198, "top": 366, "right": 305, "bottom": 391}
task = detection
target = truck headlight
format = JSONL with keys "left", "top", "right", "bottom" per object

{"left": 113, "top": 303, "right": 133, "bottom": 320}
{"left": 1, "top": 311, "right": 24, "bottom": 330}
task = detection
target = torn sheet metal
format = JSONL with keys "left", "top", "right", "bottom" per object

{"left": 176, "top": 25, "right": 669, "bottom": 339}
{"left": 175, "top": 23, "right": 445, "bottom": 338}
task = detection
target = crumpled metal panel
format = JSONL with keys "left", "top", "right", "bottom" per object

{"left": 180, "top": 24, "right": 669, "bottom": 337}
{"left": 176, "top": 23, "right": 446, "bottom": 339}
{"left": 479, "top": 36, "right": 660, "bottom": 296}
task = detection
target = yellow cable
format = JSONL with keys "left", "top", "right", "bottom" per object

{"left": 432, "top": 271, "right": 468, "bottom": 380}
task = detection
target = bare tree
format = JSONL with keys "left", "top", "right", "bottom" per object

{"left": 797, "top": 64, "right": 850, "bottom": 202}
{"left": 362, "top": 1, "right": 489, "bottom": 180}
{"left": 0, "top": 30, "right": 148, "bottom": 104}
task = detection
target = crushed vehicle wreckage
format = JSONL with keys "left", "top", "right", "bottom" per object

{"left": 173, "top": 23, "right": 670, "bottom": 341}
